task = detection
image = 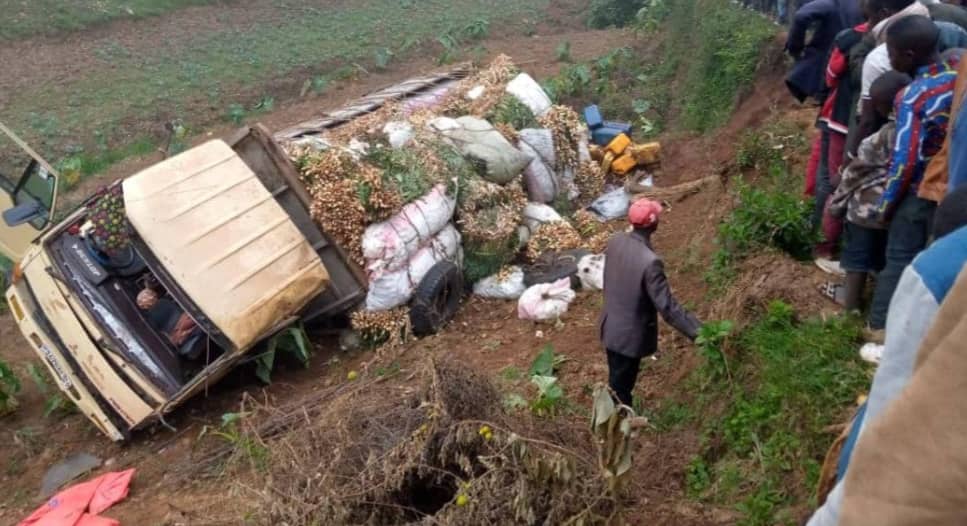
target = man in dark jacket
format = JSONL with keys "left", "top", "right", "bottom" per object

{"left": 599, "top": 199, "right": 702, "bottom": 406}
{"left": 786, "top": 0, "right": 865, "bottom": 102}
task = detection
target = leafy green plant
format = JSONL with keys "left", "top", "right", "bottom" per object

{"left": 696, "top": 320, "right": 734, "bottom": 380}
{"left": 488, "top": 95, "right": 538, "bottom": 130}
{"left": 26, "top": 363, "right": 74, "bottom": 417}
{"left": 202, "top": 412, "right": 269, "bottom": 472}
{"left": 252, "top": 95, "right": 274, "bottom": 113}
{"left": 0, "top": 359, "right": 21, "bottom": 416}
{"left": 527, "top": 344, "right": 568, "bottom": 416}
{"left": 255, "top": 324, "right": 312, "bottom": 384}
{"left": 374, "top": 47, "right": 394, "bottom": 70}
{"left": 463, "top": 18, "right": 490, "bottom": 40}
{"left": 226, "top": 103, "right": 246, "bottom": 124}
{"left": 556, "top": 41, "right": 573, "bottom": 63}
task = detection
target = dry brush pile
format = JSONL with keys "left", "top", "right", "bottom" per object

{"left": 220, "top": 360, "right": 619, "bottom": 525}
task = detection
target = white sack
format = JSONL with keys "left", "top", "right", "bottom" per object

{"left": 522, "top": 203, "right": 563, "bottom": 234}
{"left": 362, "top": 185, "right": 456, "bottom": 274}
{"left": 429, "top": 116, "right": 532, "bottom": 185}
{"left": 588, "top": 186, "right": 631, "bottom": 220}
{"left": 577, "top": 254, "right": 606, "bottom": 291}
{"left": 506, "top": 73, "right": 552, "bottom": 117}
{"left": 383, "top": 121, "right": 415, "bottom": 149}
{"left": 518, "top": 128, "right": 558, "bottom": 203}
{"left": 365, "top": 225, "right": 462, "bottom": 311}
{"left": 517, "top": 278, "right": 576, "bottom": 321}
{"left": 473, "top": 266, "right": 527, "bottom": 300}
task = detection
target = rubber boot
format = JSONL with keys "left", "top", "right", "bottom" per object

{"left": 843, "top": 271, "right": 866, "bottom": 314}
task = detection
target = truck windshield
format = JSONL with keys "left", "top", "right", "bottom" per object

{"left": 1, "top": 131, "right": 56, "bottom": 230}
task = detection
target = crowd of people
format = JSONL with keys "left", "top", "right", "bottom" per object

{"left": 780, "top": 0, "right": 967, "bottom": 523}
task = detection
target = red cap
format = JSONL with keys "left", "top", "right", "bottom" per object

{"left": 628, "top": 198, "right": 662, "bottom": 228}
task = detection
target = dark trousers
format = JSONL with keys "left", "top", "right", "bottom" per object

{"left": 607, "top": 350, "right": 642, "bottom": 407}
{"left": 868, "top": 194, "right": 937, "bottom": 329}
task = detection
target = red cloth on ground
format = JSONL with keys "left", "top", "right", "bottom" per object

{"left": 19, "top": 469, "right": 135, "bottom": 526}
{"left": 805, "top": 132, "right": 822, "bottom": 196}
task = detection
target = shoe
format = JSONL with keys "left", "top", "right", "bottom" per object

{"left": 815, "top": 257, "right": 846, "bottom": 277}
{"left": 859, "top": 343, "right": 884, "bottom": 364}
{"left": 863, "top": 326, "right": 885, "bottom": 344}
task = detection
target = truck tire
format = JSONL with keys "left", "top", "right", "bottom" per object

{"left": 410, "top": 260, "right": 463, "bottom": 337}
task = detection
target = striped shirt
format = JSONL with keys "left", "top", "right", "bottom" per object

{"left": 880, "top": 57, "right": 960, "bottom": 214}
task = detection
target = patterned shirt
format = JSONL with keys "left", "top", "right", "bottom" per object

{"left": 880, "top": 57, "right": 960, "bottom": 215}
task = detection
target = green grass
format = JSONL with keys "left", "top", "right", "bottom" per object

{"left": 0, "top": 0, "right": 228, "bottom": 40}
{"left": 706, "top": 121, "right": 814, "bottom": 292}
{"left": 5, "top": 0, "right": 548, "bottom": 187}
{"left": 686, "top": 302, "right": 870, "bottom": 525}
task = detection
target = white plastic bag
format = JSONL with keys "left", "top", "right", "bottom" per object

{"left": 506, "top": 73, "right": 552, "bottom": 117}
{"left": 577, "top": 254, "right": 606, "bottom": 291}
{"left": 365, "top": 225, "right": 462, "bottom": 311}
{"left": 518, "top": 129, "right": 558, "bottom": 203}
{"left": 473, "top": 266, "right": 526, "bottom": 299}
{"left": 362, "top": 185, "right": 456, "bottom": 274}
{"left": 383, "top": 121, "right": 414, "bottom": 149}
{"left": 588, "top": 186, "right": 631, "bottom": 220}
{"left": 429, "top": 116, "right": 532, "bottom": 184}
{"left": 517, "top": 278, "right": 576, "bottom": 321}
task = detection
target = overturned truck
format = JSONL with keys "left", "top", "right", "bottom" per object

{"left": 1, "top": 58, "right": 608, "bottom": 441}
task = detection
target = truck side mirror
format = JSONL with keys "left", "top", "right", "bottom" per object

{"left": 3, "top": 201, "right": 46, "bottom": 227}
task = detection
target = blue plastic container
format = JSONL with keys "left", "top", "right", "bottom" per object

{"left": 583, "top": 105, "right": 604, "bottom": 130}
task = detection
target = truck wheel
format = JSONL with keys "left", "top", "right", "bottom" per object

{"left": 410, "top": 261, "right": 463, "bottom": 337}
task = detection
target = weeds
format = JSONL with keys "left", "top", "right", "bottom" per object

{"left": 587, "top": 0, "right": 646, "bottom": 28}
{"left": 26, "top": 363, "right": 74, "bottom": 417}
{"left": 254, "top": 324, "right": 312, "bottom": 384}
{"left": 707, "top": 124, "right": 815, "bottom": 290}
{"left": 556, "top": 41, "right": 573, "bottom": 63}
{"left": 0, "top": 359, "right": 20, "bottom": 416}
{"left": 528, "top": 344, "right": 567, "bottom": 416}
{"left": 685, "top": 302, "right": 868, "bottom": 524}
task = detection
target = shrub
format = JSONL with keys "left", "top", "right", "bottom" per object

{"left": 587, "top": 0, "right": 646, "bottom": 28}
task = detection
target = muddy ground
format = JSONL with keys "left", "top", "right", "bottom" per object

{"left": 0, "top": 4, "right": 836, "bottom": 525}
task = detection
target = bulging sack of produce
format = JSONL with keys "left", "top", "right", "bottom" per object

{"left": 365, "top": 225, "right": 462, "bottom": 311}
{"left": 518, "top": 129, "right": 558, "bottom": 203}
{"left": 362, "top": 185, "right": 456, "bottom": 274}
{"left": 577, "top": 254, "right": 606, "bottom": 291}
{"left": 383, "top": 121, "right": 415, "bottom": 148}
{"left": 403, "top": 81, "right": 459, "bottom": 114}
{"left": 506, "top": 73, "right": 552, "bottom": 117}
{"left": 588, "top": 186, "right": 631, "bottom": 220}
{"left": 517, "top": 278, "right": 576, "bottom": 321}
{"left": 522, "top": 202, "right": 563, "bottom": 236}
{"left": 429, "top": 116, "right": 532, "bottom": 185}
{"left": 473, "top": 266, "right": 526, "bottom": 300}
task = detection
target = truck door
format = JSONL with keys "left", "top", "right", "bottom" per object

{"left": 0, "top": 122, "right": 58, "bottom": 262}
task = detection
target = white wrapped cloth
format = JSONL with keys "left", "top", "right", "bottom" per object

{"left": 517, "top": 278, "right": 576, "bottom": 321}
{"left": 365, "top": 225, "right": 462, "bottom": 311}
{"left": 362, "top": 185, "right": 456, "bottom": 274}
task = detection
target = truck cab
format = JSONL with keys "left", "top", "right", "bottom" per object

{"left": 0, "top": 123, "right": 365, "bottom": 441}
{"left": 1, "top": 66, "right": 466, "bottom": 441}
